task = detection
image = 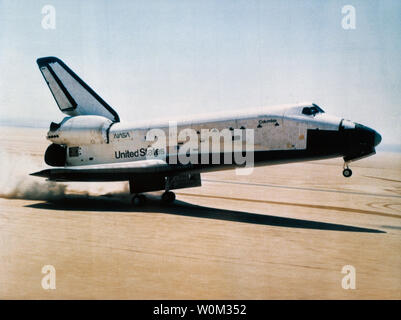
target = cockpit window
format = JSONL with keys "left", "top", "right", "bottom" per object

{"left": 302, "top": 104, "right": 325, "bottom": 116}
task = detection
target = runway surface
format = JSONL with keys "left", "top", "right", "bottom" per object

{"left": 0, "top": 126, "right": 400, "bottom": 299}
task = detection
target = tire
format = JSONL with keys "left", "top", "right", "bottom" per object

{"left": 162, "top": 191, "right": 176, "bottom": 204}
{"left": 131, "top": 194, "right": 146, "bottom": 206}
{"left": 343, "top": 168, "right": 352, "bottom": 178}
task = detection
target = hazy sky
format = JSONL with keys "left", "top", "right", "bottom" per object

{"left": 0, "top": 0, "right": 400, "bottom": 145}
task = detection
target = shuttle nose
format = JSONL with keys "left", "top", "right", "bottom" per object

{"left": 354, "top": 123, "right": 381, "bottom": 148}
{"left": 343, "top": 123, "right": 381, "bottom": 162}
{"left": 373, "top": 130, "right": 382, "bottom": 147}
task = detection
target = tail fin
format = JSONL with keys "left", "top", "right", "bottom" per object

{"left": 37, "top": 57, "right": 120, "bottom": 122}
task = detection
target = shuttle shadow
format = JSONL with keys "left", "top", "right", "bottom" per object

{"left": 25, "top": 194, "right": 384, "bottom": 233}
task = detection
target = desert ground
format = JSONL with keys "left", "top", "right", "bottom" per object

{"left": 0, "top": 126, "right": 400, "bottom": 299}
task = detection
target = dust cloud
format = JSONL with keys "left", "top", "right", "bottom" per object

{"left": 0, "top": 150, "right": 128, "bottom": 202}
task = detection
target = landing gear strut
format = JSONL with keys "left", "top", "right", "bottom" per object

{"left": 342, "top": 163, "right": 352, "bottom": 178}
{"left": 161, "top": 191, "right": 176, "bottom": 204}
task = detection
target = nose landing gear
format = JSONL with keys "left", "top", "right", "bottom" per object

{"left": 342, "top": 163, "right": 352, "bottom": 178}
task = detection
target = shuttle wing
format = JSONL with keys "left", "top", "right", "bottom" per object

{"left": 31, "top": 159, "right": 171, "bottom": 182}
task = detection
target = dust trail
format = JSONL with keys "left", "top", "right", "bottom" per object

{"left": 0, "top": 150, "right": 128, "bottom": 201}
{"left": 0, "top": 150, "right": 68, "bottom": 200}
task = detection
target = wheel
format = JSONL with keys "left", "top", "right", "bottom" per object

{"left": 343, "top": 168, "right": 352, "bottom": 178}
{"left": 161, "top": 191, "right": 176, "bottom": 204}
{"left": 131, "top": 194, "right": 146, "bottom": 206}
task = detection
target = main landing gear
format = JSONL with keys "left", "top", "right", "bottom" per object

{"left": 342, "top": 163, "right": 352, "bottom": 178}
{"left": 161, "top": 190, "right": 176, "bottom": 204}
{"left": 130, "top": 191, "right": 176, "bottom": 205}
{"left": 128, "top": 177, "right": 176, "bottom": 206}
{"left": 131, "top": 194, "right": 146, "bottom": 206}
